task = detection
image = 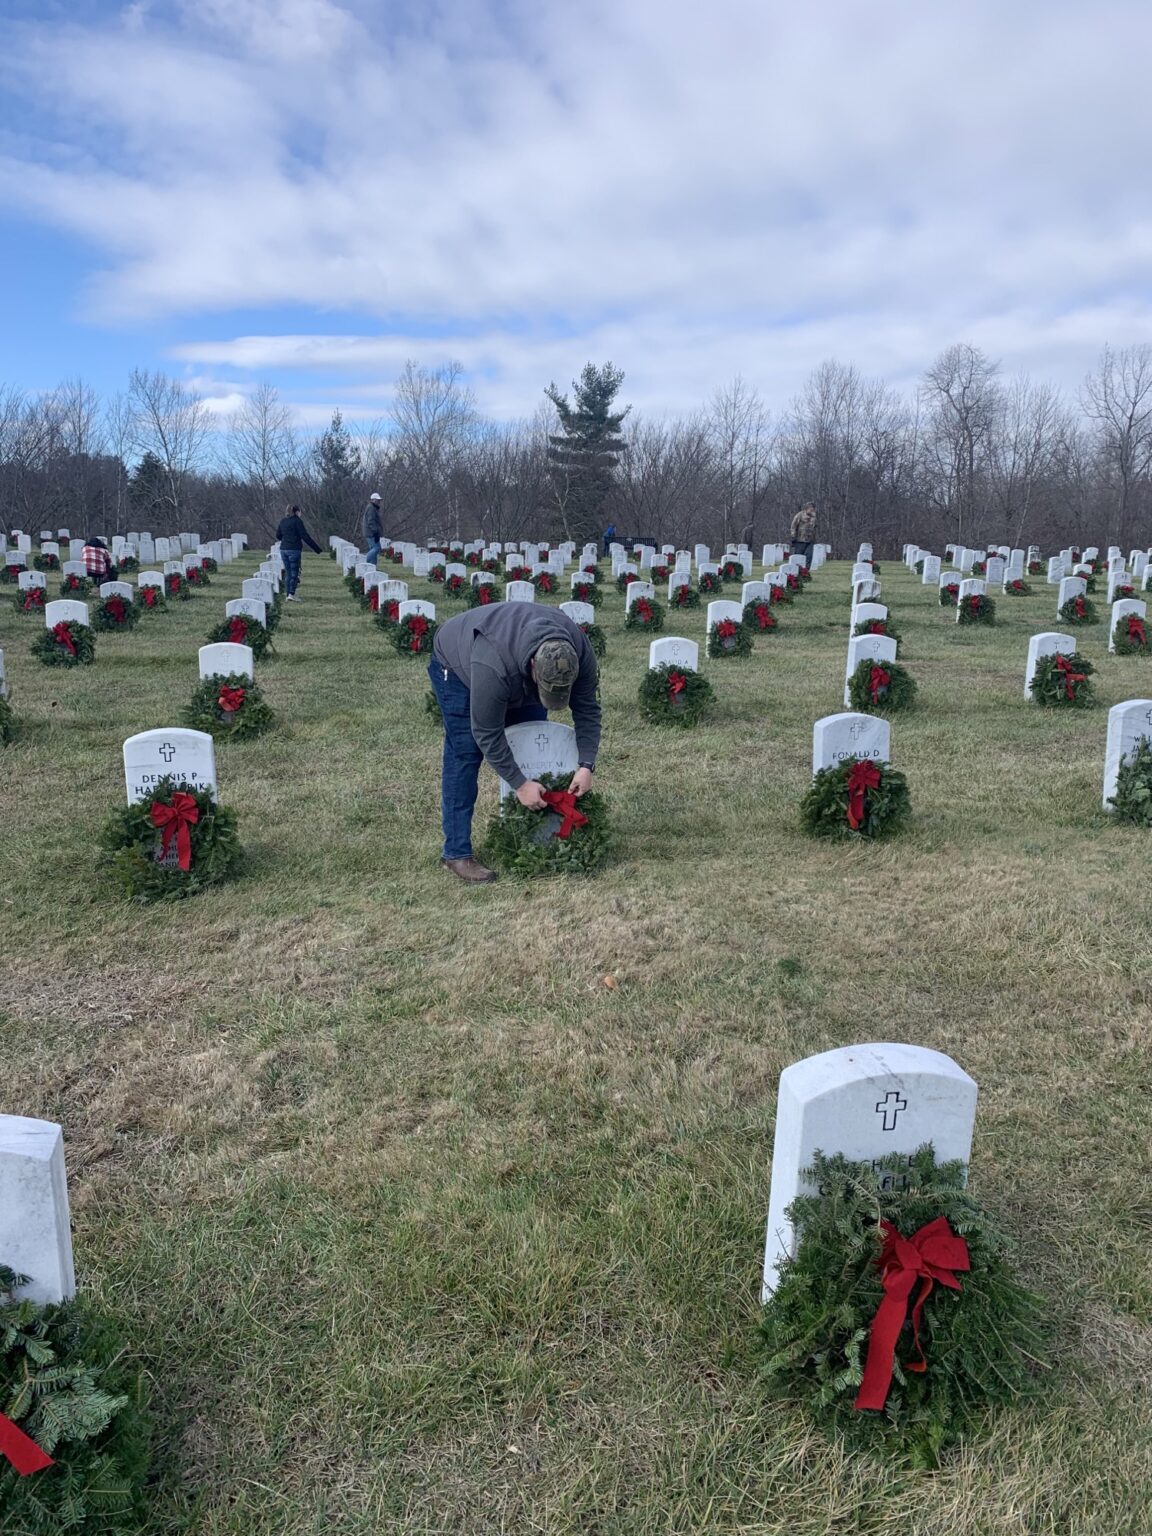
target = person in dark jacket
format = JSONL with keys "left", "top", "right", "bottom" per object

{"left": 362, "top": 492, "right": 383, "bottom": 566}
{"left": 275, "top": 505, "right": 321, "bottom": 599}
{"left": 429, "top": 605, "right": 601, "bottom": 882}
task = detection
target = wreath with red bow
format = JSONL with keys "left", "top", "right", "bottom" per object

{"left": 577, "top": 620, "right": 607, "bottom": 658}
{"left": 137, "top": 584, "right": 166, "bottom": 612}
{"left": 392, "top": 612, "right": 438, "bottom": 655}
{"left": 669, "top": 583, "right": 701, "bottom": 609}
{"left": 851, "top": 616, "right": 901, "bottom": 651}
{"left": 100, "top": 777, "right": 242, "bottom": 901}
{"left": 117, "top": 554, "right": 139, "bottom": 574}
{"left": 58, "top": 573, "right": 92, "bottom": 598}
{"left": 376, "top": 597, "right": 401, "bottom": 627}
{"left": 1057, "top": 595, "right": 1096, "bottom": 626}
{"left": 428, "top": 563, "right": 446, "bottom": 584}
{"left": 184, "top": 564, "right": 209, "bottom": 587}
{"left": 483, "top": 771, "right": 612, "bottom": 875}
{"left": 1110, "top": 736, "right": 1152, "bottom": 824}
{"left": 506, "top": 563, "right": 531, "bottom": 583}
{"left": 623, "top": 596, "right": 665, "bottom": 631}
{"left": 697, "top": 570, "right": 724, "bottom": 595}
{"left": 1111, "top": 583, "right": 1136, "bottom": 602}
{"left": 182, "top": 671, "right": 276, "bottom": 739}
{"left": 761, "top": 1147, "right": 1043, "bottom": 1463}
{"left": 720, "top": 558, "right": 744, "bottom": 582}
{"left": 707, "top": 616, "right": 752, "bottom": 657}
{"left": 12, "top": 585, "right": 46, "bottom": 615}
{"left": 444, "top": 573, "right": 469, "bottom": 599}
{"left": 465, "top": 582, "right": 502, "bottom": 608}
{"left": 651, "top": 563, "right": 670, "bottom": 582}
{"left": 93, "top": 593, "right": 141, "bottom": 632}
{"left": 569, "top": 580, "right": 602, "bottom": 607}
{"left": 200, "top": 556, "right": 218, "bottom": 574}
{"left": 846, "top": 657, "right": 917, "bottom": 714}
{"left": 1112, "top": 611, "right": 1150, "bottom": 655}
{"left": 637, "top": 662, "right": 714, "bottom": 726}
{"left": 164, "top": 572, "right": 189, "bottom": 601}
{"left": 743, "top": 600, "right": 779, "bottom": 634}
{"left": 1027, "top": 559, "right": 1044, "bottom": 575}
{"left": 1029, "top": 650, "right": 1095, "bottom": 707}
{"left": 615, "top": 570, "right": 641, "bottom": 593}
{"left": 33, "top": 551, "right": 60, "bottom": 572}
{"left": 207, "top": 613, "right": 273, "bottom": 658}
{"left": 957, "top": 593, "right": 996, "bottom": 625}
{"left": 1003, "top": 578, "right": 1033, "bottom": 596}
{"left": 31, "top": 620, "right": 97, "bottom": 668}
{"left": 531, "top": 571, "right": 556, "bottom": 595}
{"left": 938, "top": 583, "right": 960, "bottom": 607}
{"left": 800, "top": 754, "right": 911, "bottom": 838}
{"left": 0, "top": 564, "right": 24, "bottom": 585}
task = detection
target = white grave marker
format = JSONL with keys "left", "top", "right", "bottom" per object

{"left": 648, "top": 636, "right": 699, "bottom": 671}
{"left": 0, "top": 1115, "right": 76, "bottom": 1304}
{"left": 1103, "top": 699, "right": 1152, "bottom": 810}
{"left": 812, "top": 712, "right": 891, "bottom": 772}
{"left": 198, "top": 643, "right": 254, "bottom": 681}
{"left": 123, "top": 728, "right": 218, "bottom": 803}
{"left": 497, "top": 721, "right": 579, "bottom": 799}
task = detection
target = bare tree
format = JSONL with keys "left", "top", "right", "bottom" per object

{"left": 227, "top": 382, "right": 300, "bottom": 538}
{"left": 1080, "top": 343, "right": 1152, "bottom": 547}
{"left": 709, "top": 376, "right": 772, "bottom": 545}
{"left": 920, "top": 344, "right": 1002, "bottom": 546}
{"left": 391, "top": 360, "right": 478, "bottom": 537}
{"left": 127, "top": 368, "right": 212, "bottom": 524}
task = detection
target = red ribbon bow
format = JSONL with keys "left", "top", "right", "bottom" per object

{"left": 854, "top": 1217, "right": 971, "bottom": 1411}
{"left": 228, "top": 617, "right": 248, "bottom": 643}
{"left": 142, "top": 586, "right": 158, "bottom": 606}
{"left": 1055, "top": 653, "right": 1086, "bottom": 698}
{"left": 667, "top": 669, "right": 687, "bottom": 696}
{"left": 24, "top": 590, "right": 43, "bottom": 609}
{"left": 755, "top": 604, "right": 772, "bottom": 629}
{"left": 150, "top": 792, "right": 200, "bottom": 871}
{"left": 218, "top": 686, "right": 246, "bottom": 713}
{"left": 1128, "top": 615, "right": 1146, "bottom": 646}
{"left": 540, "top": 789, "right": 589, "bottom": 839}
{"left": 846, "top": 758, "right": 882, "bottom": 829}
{"left": 52, "top": 621, "right": 76, "bottom": 655}
{"left": 635, "top": 599, "right": 652, "bottom": 621}
{"left": 716, "top": 618, "right": 738, "bottom": 640}
{"left": 106, "top": 597, "right": 126, "bottom": 623}
{"left": 407, "top": 614, "right": 429, "bottom": 650}
{"left": 0, "top": 1413, "right": 54, "bottom": 1477}
{"left": 868, "top": 665, "right": 891, "bottom": 703}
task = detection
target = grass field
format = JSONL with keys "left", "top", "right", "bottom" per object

{"left": 2, "top": 554, "right": 1151, "bottom": 1535}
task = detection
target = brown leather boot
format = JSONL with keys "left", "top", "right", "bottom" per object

{"left": 441, "top": 856, "right": 497, "bottom": 883}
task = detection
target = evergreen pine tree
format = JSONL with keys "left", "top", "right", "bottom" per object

{"left": 127, "top": 450, "right": 168, "bottom": 516}
{"left": 312, "top": 409, "right": 362, "bottom": 535}
{"left": 545, "top": 363, "right": 629, "bottom": 540}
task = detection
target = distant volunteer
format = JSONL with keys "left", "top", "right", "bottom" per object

{"left": 363, "top": 492, "right": 384, "bottom": 567}
{"left": 789, "top": 501, "right": 818, "bottom": 562}
{"left": 83, "top": 536, "right": 112, "bottom": 583}
{"left": 275, "top": 505, "right": 321, "bottom": 600}
{"left": 429, "top": 604, "right": 601, "bottom": 883}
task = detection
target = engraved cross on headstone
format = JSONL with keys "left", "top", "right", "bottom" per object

{"left": 848, "top": 720, "right": 867, "bottom": 742}
{"left": 875, "top": 1090, "right": 908, "bottom": 1132}
{"left": 534, "top": 732, "right": 550, "bottom": 751}
{"left": 158, "top": 742, "right": 177, "bottom": 763}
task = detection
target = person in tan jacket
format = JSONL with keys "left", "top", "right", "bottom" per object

{"left": 790, "top": 501, "right": 817, "bottom": 560}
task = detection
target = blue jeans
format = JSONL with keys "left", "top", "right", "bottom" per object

{"left": 283, "top": 548, "right": 302, "bottom": 594}
{"left": 428, "top": 660, "right": 546, "bottom": 860}
{"left": 365, "top": 540, "right": 381, "bottom": 568}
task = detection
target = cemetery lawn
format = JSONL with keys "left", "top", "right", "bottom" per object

{"left": 3, "top": 556, "right": 1152, "bottom": 1536}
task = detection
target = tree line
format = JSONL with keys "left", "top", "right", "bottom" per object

{"left": 1, "top": 344, "right": 1150, "bottom": 555}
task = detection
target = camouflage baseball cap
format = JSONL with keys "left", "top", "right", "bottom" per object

{"left": 534, "top": 638, "right": 579, "bottom": 709}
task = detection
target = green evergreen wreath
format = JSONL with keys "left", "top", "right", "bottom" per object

{"left": 31, "top": 620, "right": 96, "bottom": 668}
{"left": 800, "top": 756, "right": 911, "bottom": 838}
{"left": 164, "top": 572, "right": 189, "bottom": 602}
{"left": 184, "top": 565, "right": 210, "bottom": 588}
{"left": 1028, "top": 651, "right": 1095, "bottom": 708}
{"left": 206, "top": 614, "right": 274, "bottom": 658}
{"left": 200, "top": 556, "right": 218, "bottom": 574}
{"left": 425, "top": 688, "right": 443, "bottom": 724}
{"left": 32, "top": 552, "right": 60, "bottom": 572}
{"left": 1112, "top": 612, "right": 1150, "bottom": 654}
{"left": 444, "top": 573, "right": 469, "bottom": 599}
{"left": 376, "top": 597, "right": 400, "bottom": 628}
{"left": 0, "top": 695, "right": 14, "bottom": 745}
{"left": 624, "top": 597, "right": 665, "bottom": 632}
{"left": 1058, "top": 595, "right": 1096, "bottom": 626}
{"left": 0, "top": 1266, "right": 151, "bottom": 1536}
{"left": 743, "top": 599, "right": 779, "bottom": 635}
{"left": 92, "top": 594, "right": 141, "bottom": 632}
{"left": 392, "top": 613, "right": 438, "bottom": 655}
{"left": 58, "top": 574, "right": 92, "bottom": 599}
{"left": 761, "top": 1148, "right": 1044, "bottom": 1466}
{"left": 720, "top": 558, "right": 744, "bottom": 582}
{"left": 852, "top": 617, "right": 902, "bottom": 651}
{"left": 13, "top": 587, "right": 47, "bottom": 616}
{"left": 616, "top": 571, "right": 640, "bottom": 594}
{"left": 1111, "top": 583, "right": 1136, "bottom": 602}
{"left": 182, "top": 672, "right": 275, "bottom": 740}
{"left": 0, "top": 566, "right": 21, "bottom": 585}
{"left": 708, "top": 617, "right": 752, "bottom": 657}
{"left": 531, "top": 571, "right": 557, "bottom": 596}
{"left": 482, "top": 772, "right": 612, "bottom": 876}
{"left": 669, "top": 583, "right": 701, "bottom": 611}
{"left": 1109, "top": 737, "right": 1152, "bottom": 825}
{"left": 136, "top": 585, "right": 166, "bottom": 614}
{"left": 428, "top": 563, "right": 446, "bottom": 584}
{"left": 1027, "top": 560, "right": 1044, "bottom": 575}
{"left": 1003, "top": 579, "right": 1033, "bottom": 596}
{"left": 939, "top": 583, "right": 959, "bottom": 607}
{"left": 99, "top": 777, "right": 242, "bottom": 902}
{"left": 578, "top": 621, "right": 607, "bottom": 658}
{"left": 698, "top": 571, "right": 723, "bottom": 595}
{"left": 569, "top": 581, "right": 602, "bottom": 607}
{"left": 465, "top": 583, "right": 502, "bottom": 609}
{"left": 957, "top": 593, "right": 996, "bottom": 625}
{"left": 343, "top": 569, "right": 364, "bottom": 601}
{"left": 116, "top": 554, "right": 139, "bottom": 574}
{"left": 638, "top": 663, "right": 714, "bottom": 727}
{"left": 847, "top": 657, "right": 917, "bottom": 714}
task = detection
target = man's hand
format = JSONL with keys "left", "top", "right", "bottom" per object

{"left": 516, "top": 779, "right": 548, "bottom": 810}
{"left": 568, "top": 767, "right": 594, "bottom": 799}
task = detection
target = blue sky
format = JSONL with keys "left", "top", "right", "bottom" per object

{"left": 2, "top": 0, "right": 1152, "bottom": 428}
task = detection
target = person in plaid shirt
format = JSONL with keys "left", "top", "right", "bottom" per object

{"left": 83, "top": 537, "right": 112, "bottom": 582}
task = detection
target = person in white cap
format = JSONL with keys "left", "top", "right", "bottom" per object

{"left": 362, "top": 492, "right": 384, "bottom": 567}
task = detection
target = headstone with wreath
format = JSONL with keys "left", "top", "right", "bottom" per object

{"left": 1103, "top": 699, "right": 1152, "bottom": 816}
{"left": 0, "top": 1114, "right": 75, "bottom": 1305}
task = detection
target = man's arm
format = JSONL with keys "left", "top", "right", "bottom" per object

{"left": 469, "top": 661, "right": 525, "bottom": 788}
{"left": 302, "top": 522, "right": 322, "bottom": 553}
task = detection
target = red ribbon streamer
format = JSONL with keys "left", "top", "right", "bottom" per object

{"left": 150, "top": 792, "right": 200, "bottom": 871}
{"left": 228, "top": 617, "right": 248, "bottom": 643}
{"left": 1128, "top": 615, "right": 1146, "bottom": 647}
{"left": 106, "top": 597, "right": 126, "bottom": 623}
{"left": 634, "top": 599, "right": 652, "bottom": 622}
{"left": 0, "top": 1413, "right": 54, "bottom": 1477}
{"left": 1055, "top": 653, "right": 1086, "bottom": 698}
{"left": 540, "top": 789, "right": 589, "bottom": 839}
{"left": 846, "top": 759, "right": 882, "bottom": 829}
{"left": 868, "top": 665, "right": 891, "bottom": 703}
{"left": 716, "top": 618, "right": 738, "bottom": 640}
{"left": 52, "top": 621, "right": 76, "bottom": 655}
{"left": 218, "top": 686, "right": 246, "bottom": 713}
{"left": 407, "top": 614, "right": 429, "bottom": 651}
{"left": 142, "top": 586, "right": 158, "bottom": 607}
{"left": 754, "top": 604, "right": 773, "bottom": 629}
{"left": 667, "top": 669, "right": 687, "bottom": 696}
{"left": 854, "top": 1218, "right": 971, "bottom": 1411}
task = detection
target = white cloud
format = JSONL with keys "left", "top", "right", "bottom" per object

{"left": 2, "top": 0, "right": 1152, "bottom": 415}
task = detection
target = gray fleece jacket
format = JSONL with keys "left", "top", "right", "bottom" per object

{"left": 432, "top": 605, "right": 601, "bottom": 789}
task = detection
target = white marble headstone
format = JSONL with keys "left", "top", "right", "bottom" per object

{"left": 198, "top": 643, "right": 254, "bottom": 681}
{"left": 1103, "top": 699, "right": 1152, "bottom": 810}
{"left": 45, "top": 599, "right": 89, "bottom": 629}
{"left": 397, "top": 599, "right": 436, "bottom": 622}
{"left": 497, "top": 721, "right": 579, "bottom": 799}
{"left": 1109, "top": 599, "right": 1147, "bottom": 654}
{"left": 844, "top": 633, "right": 897, "bottom": 705}
{"left": 1024, "top": 632, "right": 1076, "bottom": 699}
{"left": 123, "top": 728, "right": 218, "bottom": 803}
{"left": 762, "top": 1043, "right": 978, "bottom": 1297}
{"left": 625, "top": 580, "right": 656, "bottom": 612}
{"left": 560, "top": 601, "right": 595, "bottom": 626}
{"left": 505, "top": 580, "right": 536, "bottom": 603}
{"left": 649, "top": 636, "right": 700, "bottom": 672}
{"left": 0, "top": 1115, "right": 75, "bottom": 1305}
{"left": 100, "top": 581, "right": 134, "bottom": 601}
{"left": 19, "top": 570, "right": 46, "bottom": 590}
{"left": 225, "top": 597, "right": 268, "bottom": 625}
{"left": 812, "top": 712, "right": 891, "bottom": 773}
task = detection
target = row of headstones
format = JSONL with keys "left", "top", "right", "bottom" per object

{"left": 0, "top": 1038, "right": 980, "bottom": 1312}
{"left": 2, "top": 531, "right": 247, "bottom": 568}
{"left": 903, "top": 543, "right": 1152, "bottom": 600}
